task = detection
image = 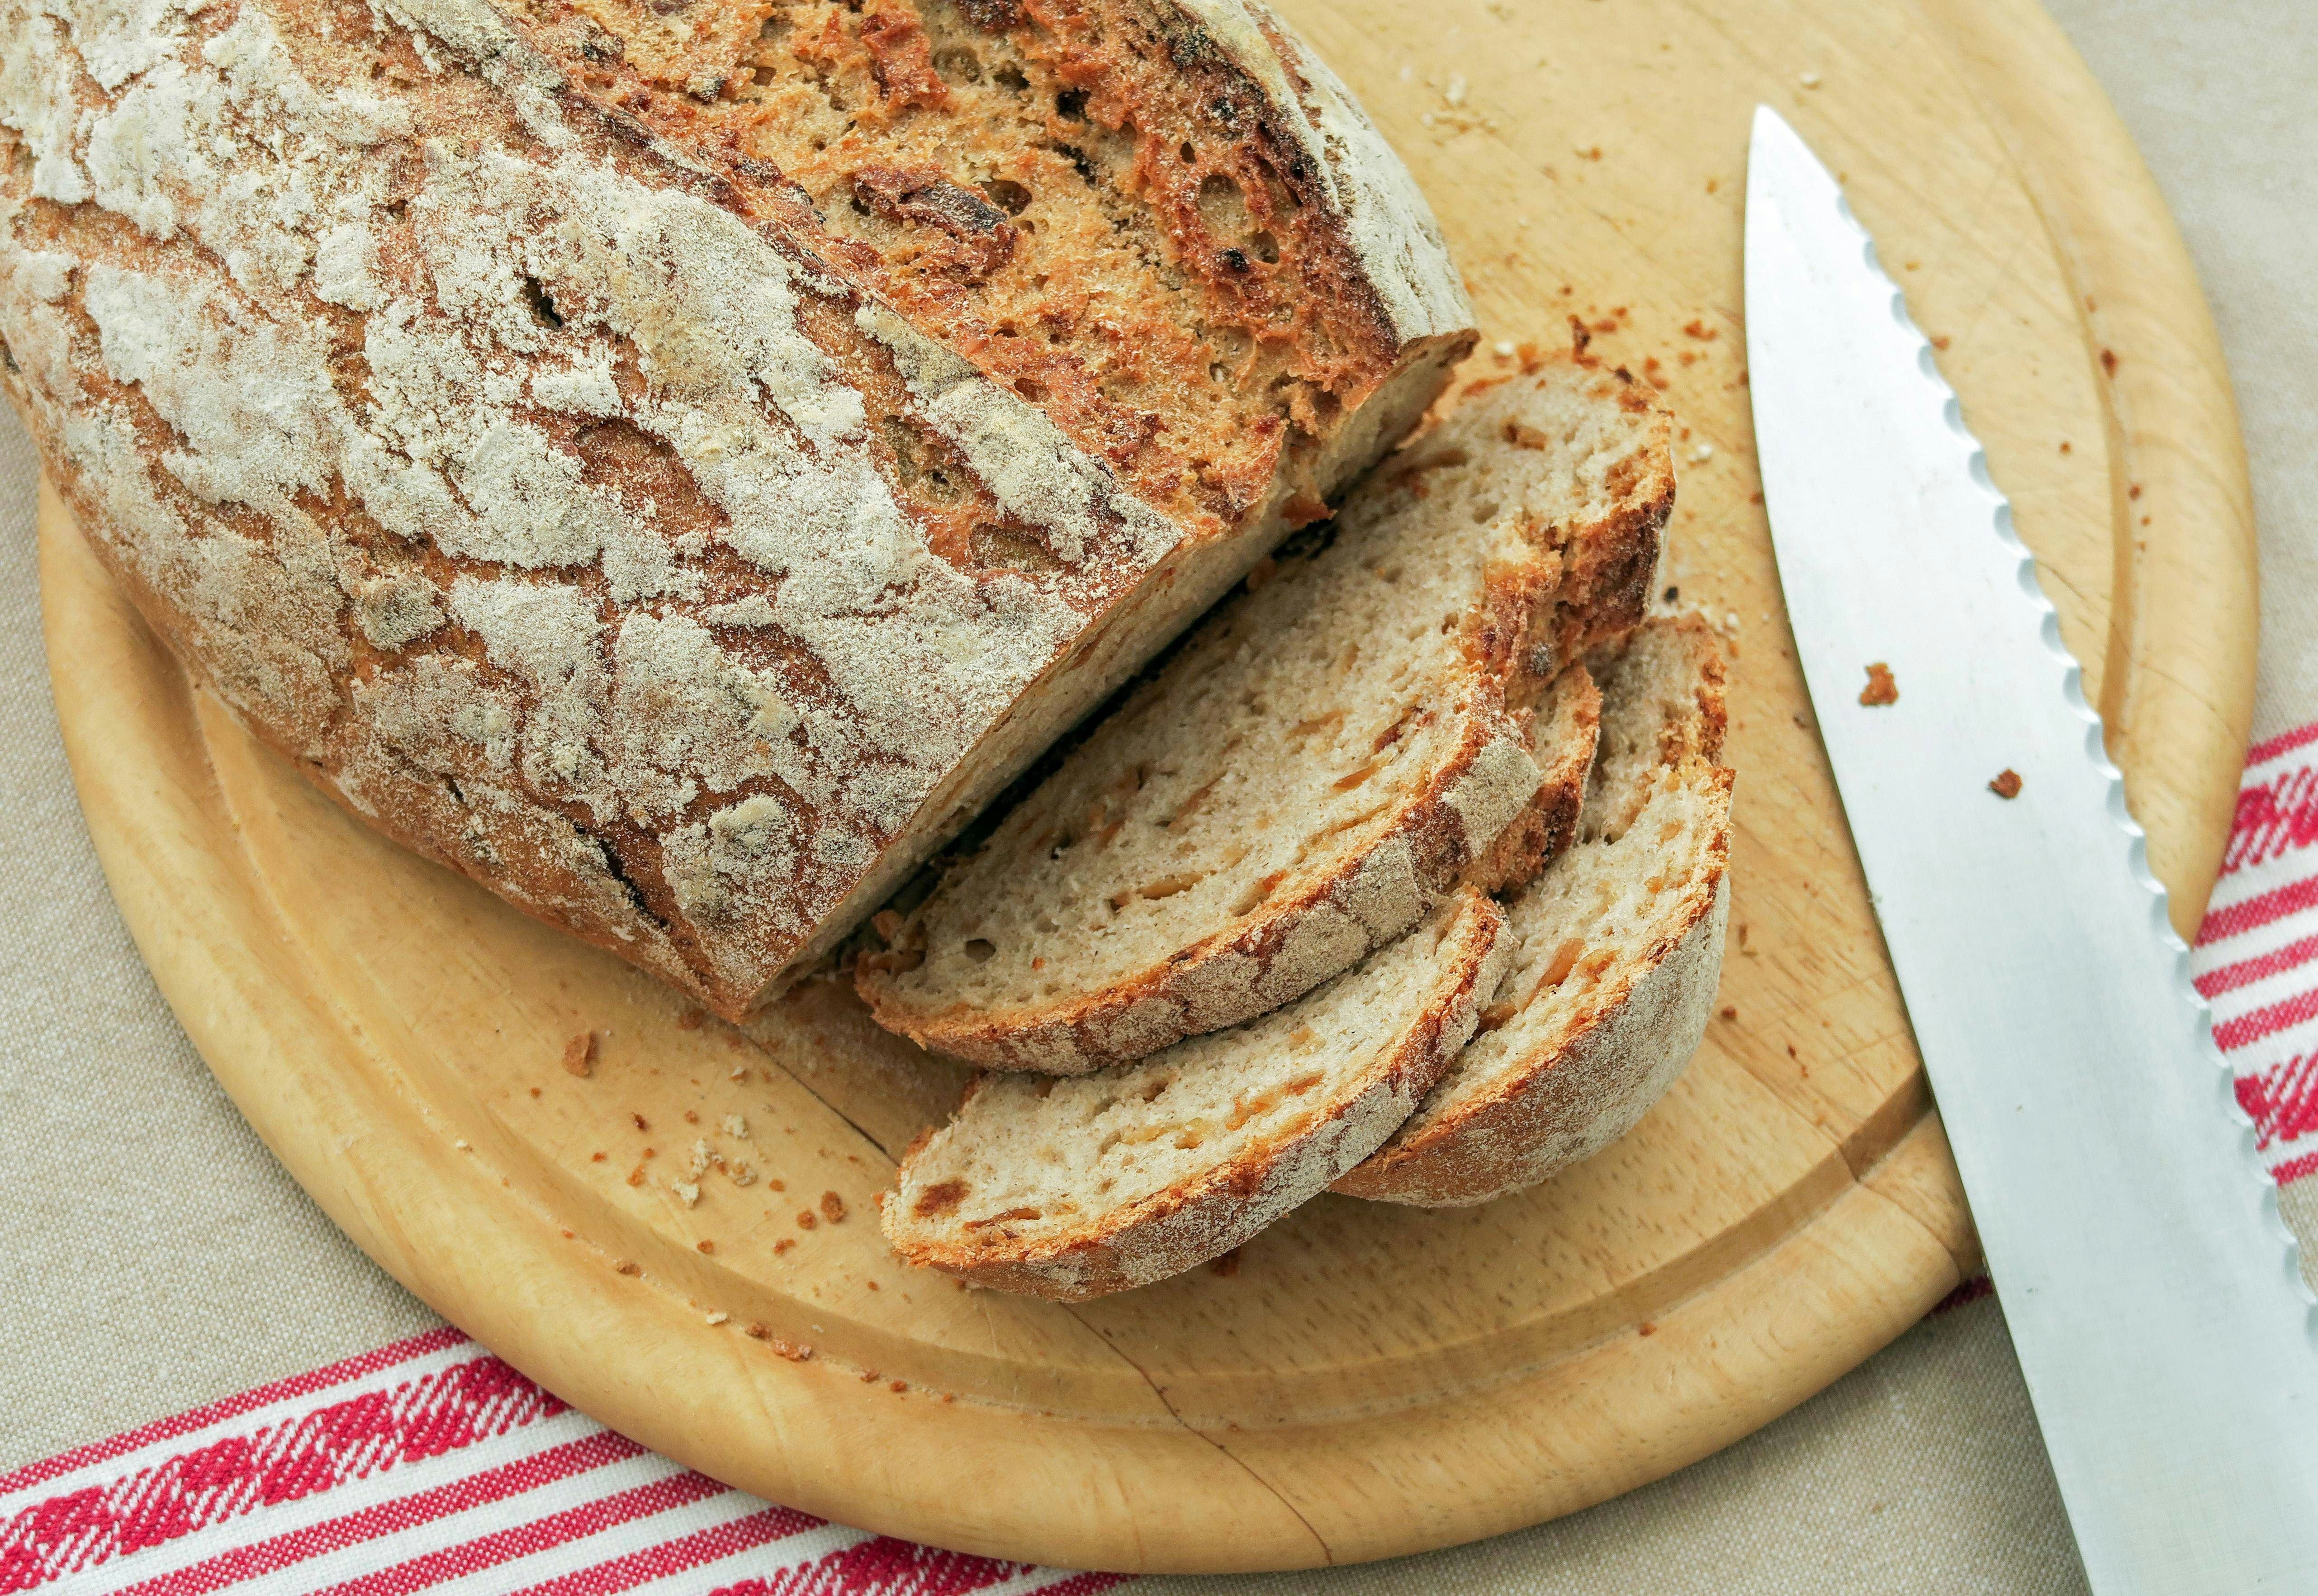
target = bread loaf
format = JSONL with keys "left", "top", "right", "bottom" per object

{"left": 882, "top": 886, "right": 1506, "bottom": 1298}
{"left": 856, "top": 364, "right": 1669, "bottom": 1070}
{"left": 1332, "top": 616, "right": 1731, "bottom": 1205}
{"left": 0, "top": 0, "right": 1471, "bottom": 1018}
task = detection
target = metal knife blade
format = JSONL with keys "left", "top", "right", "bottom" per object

{"left": 1744, "top": 105, "right": 2318, "bottom": 1593}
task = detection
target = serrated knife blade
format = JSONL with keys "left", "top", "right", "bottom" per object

{"left": 1744, "top": 105, "right": 2318, "bottom": 1592}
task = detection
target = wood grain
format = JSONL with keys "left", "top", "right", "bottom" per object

{"left": 37, "top": 0, "right": 2254, "bottom": 1572}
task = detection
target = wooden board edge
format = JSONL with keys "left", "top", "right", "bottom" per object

{"left": 1921, "top": 0, "right": 2258, "bottom": 934}
{"left": 1188, "top": 1135, "right": 1970, "bottom": 1563}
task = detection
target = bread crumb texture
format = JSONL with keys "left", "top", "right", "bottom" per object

{"left": 860, "top": 365, "right": 1669, "bottom": 1070}
{"left": 882, "top": 886, "right": 1507, "bottom": 1298}
{"left": 0, "top": 0, "right": 1469, "bottom": 1017}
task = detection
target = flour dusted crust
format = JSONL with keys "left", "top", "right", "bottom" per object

{"left": 882, "top": 887, "right": 1507, "bottom": 1300}
{"left": 0, "top": 0, "right": 1472, "bottom": 1016}
{"left": 1333, "top": 617, "right": 1732, "bottom": 1206}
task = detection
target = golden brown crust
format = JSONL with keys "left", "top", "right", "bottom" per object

{"left": 1468, "top": 664, "right": 1601, "bottom": 893}
{"left": 495, "top": 0, "right": 1460, "bottom": 538}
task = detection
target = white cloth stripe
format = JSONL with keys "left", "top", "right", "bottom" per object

{"left": 220, "top": 1446, "right": 698, "bottom": 1596}
{"left": 2199, "top": 961, "right": 2318, "bottom": 1020}
{"left": 543, "top": 1513, "right": 869, "bottom": 1596}
{"left": 2203, "top": 857, "right": 2318, "bottom": 921}
{"left": 388, "top": 1478, "right": 779, "bottom": 1596}
{"left": 2195, "top": 910, "right": 2318, "bottom": 979}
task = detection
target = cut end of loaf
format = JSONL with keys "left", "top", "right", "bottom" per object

{"left": 857, "top": 361, "right": 1672, "bottom": 1070}
{"left": 882, "top": 887, "right": 1507, "bottom": 1298}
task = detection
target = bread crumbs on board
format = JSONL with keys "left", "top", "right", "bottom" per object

{"left": 1859, "top": 663, "right": 1899, "bottom": 706}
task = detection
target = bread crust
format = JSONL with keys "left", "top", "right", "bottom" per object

{"left": 1468, "top": 662, "right": 1601, "bottom": 894}
{"left": 1332, "top": 617, "right": 1731, "bottom": 1205}
{"left": 881, "top": 888, "right": 1508, "bottom": 1298}
{"left": 1329, "top": 821, "right": 1727, "bottom": 1205}
{"left": 0, "top": 0, "right": 1471, "bottom": 1020}
{"left": 857, "top": 365, "right": 1672, "bottom": 1070}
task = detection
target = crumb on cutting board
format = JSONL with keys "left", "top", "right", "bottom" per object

{"left": 1859, "top": 663, "right": 1898, "bottom": 706}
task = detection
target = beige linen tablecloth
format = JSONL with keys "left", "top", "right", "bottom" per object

{"left": 2, "top": 3, "right": 2308, "bottom": 1588}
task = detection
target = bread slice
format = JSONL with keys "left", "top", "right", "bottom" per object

{"left": 1, "top": 0, "right": 1471, "bottom": 1023}
{"left": 882, "top": 887, "right": 1508, "bottom": 1298}
{"left": 857, "top": 365, "right": 1671, "bottom": 1071}
{"left": 1333, "top": 616, "right": 1731, "bottom": 1206}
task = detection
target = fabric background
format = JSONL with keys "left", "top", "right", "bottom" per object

{"left": 0, "top": 2, "right": 2307, "bottom": 1589}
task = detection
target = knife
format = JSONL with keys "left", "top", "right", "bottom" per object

{"left": 1744, "top": 105, "right": 2318, "bottom": 1592}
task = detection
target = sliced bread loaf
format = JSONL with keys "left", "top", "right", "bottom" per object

{"left": 857, "top": 365, "right": 1671, "bottom": 1071}
{"left": 2, "top": 0, "right": 1470, "bottom": 1023}
{"left": 1333, "top": 616, "right": 1732, "bottom": 1207}
{"left": 882, "top": 887, "right": 1508, "bottom": 1299}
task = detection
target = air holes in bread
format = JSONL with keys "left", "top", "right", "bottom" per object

{"left": 969, "top": 522, "right": 1064, "bottom": 572}
{"left": 964, "top": 938, "right": 997, "bottom": 963}
{"left": 521, "top": 275, "right": 563, "bottom": 328}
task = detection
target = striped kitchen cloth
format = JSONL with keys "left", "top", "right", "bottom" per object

{"left": 2192, "top": 723, "right": 2318, "bottom": 1184}
{"left": 9, "top": 726, "right": 2316, "bottom": 1596}
{"left": 0, "top": 1329, "right": 1121, "bottom": 1595}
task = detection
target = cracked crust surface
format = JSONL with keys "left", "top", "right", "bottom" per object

{"left": 1333, "top": 615, "right": 1731, "bottom": 1206}
{"left": 881, "top": 886, "right": 1506, "bottom": 1299}
{"left": 0, "top": 0, "right": 1469, "bottom": 1019}
{"left": 857, "top": 364, "right": 1670, "bottom": 1070}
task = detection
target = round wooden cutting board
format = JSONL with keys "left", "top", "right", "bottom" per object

{"left": 38, "top": 0, "right": 2255, "bottom": 1574}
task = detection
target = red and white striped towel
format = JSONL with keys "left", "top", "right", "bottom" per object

{"left": 0, "top": 1328, "right": 1121, "bottom": 1595}
{"left": 11, "top": 728, "right": 2313, "bottom": 1595}
{"left": 2191, "top": 723, "right": 2318, "bottom": 1185}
